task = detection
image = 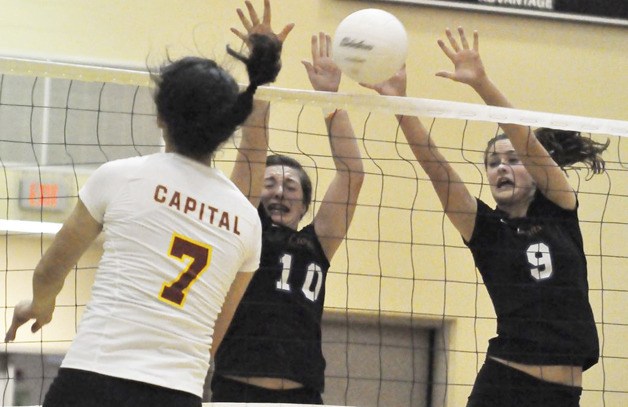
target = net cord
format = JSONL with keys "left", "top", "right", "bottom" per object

{"left": 1, "top": 56, "right": 627, "bottom": 138}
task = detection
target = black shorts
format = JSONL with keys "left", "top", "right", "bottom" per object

{"left": 43, "top": 368, "right": 202, "bottom": 407}
{"left": 466, "top": 358, "right": 582, "bottom": 407}
{"left": 210, "top": 374, "right": 323, "bottom": 404}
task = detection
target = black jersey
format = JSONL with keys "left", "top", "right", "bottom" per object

{"left": 465, "top": 191, "right": 599, "bottom": 370}
{"left": 213, "top": 206, "right": 331, "bottom": 392}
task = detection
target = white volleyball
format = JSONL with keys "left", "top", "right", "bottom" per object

{"left": 332, "top": 9, "right": 408, "bottom": 84}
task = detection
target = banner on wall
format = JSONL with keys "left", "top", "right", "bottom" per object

{"left": 374, "top": 0, "right": 628, "bottom": 27}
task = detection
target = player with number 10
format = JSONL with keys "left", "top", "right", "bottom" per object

{"left": 210, "top": 2, "right": 364, "bottom": 404}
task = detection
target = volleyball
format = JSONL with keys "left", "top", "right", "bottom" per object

{"left": 332, "top": 8, "right": 408, "bottom": 84}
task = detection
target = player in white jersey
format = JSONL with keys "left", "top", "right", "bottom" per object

{"left": 61, "top": 152, "right": 262, "bottom": 396}
{"left": 4, "top": 4, "right": 294, "bottom": 405}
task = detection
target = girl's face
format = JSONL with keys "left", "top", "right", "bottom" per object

{"left": 261, "top": 165, "right": 307, "bottom": 230}
{"left": 486, "top": 139, "right": 536, "bottom": 209}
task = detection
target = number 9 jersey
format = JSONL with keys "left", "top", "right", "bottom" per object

{"left": 465, "top": 191, "right": 599, "bottom": 371}
{"left": 60, "top": 153, "right": 262, "bottom": 398}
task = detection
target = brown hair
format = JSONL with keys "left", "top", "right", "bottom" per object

{"left": 484, "top": 128, "right": 609, "bottom": 177}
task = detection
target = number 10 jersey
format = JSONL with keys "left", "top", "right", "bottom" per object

{"left": 213, "top": 206, "right": 331, "bottom": 393}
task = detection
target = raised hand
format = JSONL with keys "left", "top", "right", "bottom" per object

{"left": 361, "top": 65, "right": 407, "bottom": 97}
{"left": 302, "top": 32, "right": 341, "bottom": 92}
{"left": 436, "top": 27, "right": 487, "bottom": 87}
{"left": 232, "top": 0, "right": 294, "bottom": 47}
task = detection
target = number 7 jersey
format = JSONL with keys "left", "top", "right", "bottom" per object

{"left": 61, "top": 153, "right": 262, "bottom": 398}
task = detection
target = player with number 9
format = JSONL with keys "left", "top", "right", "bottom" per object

{"left": 365, "top": 26, "right": 606, "bottom": 407}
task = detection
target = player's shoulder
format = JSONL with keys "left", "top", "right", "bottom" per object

{"left": 85, "top": 156, "right": 150, "bottom": 186}
{"left": 97, "top": 154, "right": 151, "bottom": 173}
{"left": 229, "top": 191, "right": 260, "bottom": 220}
{"left": 205, "top": 170, "right": 258, "bottom": 210}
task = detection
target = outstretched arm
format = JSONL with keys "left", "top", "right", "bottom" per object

{"left": 210, "top": 270, "right": 254, "bottom": 358}
{"left": 231, "top": 100, "right": 270, "bottom": 207}
{"left": 363, "top": 69, "right": 477, "bottom": 241}
{"left": 5, "top": 200, "right": 102, "bottom": 342}
{"left": 437, "top": 27, "right": 576, "bottom": 210}
{"left": 230, "top": 0, "right": 294, "bottom": 206}
{"left": 303, "top": 33, "right": 364, "bottom": 260}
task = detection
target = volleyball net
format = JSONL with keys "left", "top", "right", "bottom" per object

{"left": 1, "top": 57, "right": 626, "bottom": 407}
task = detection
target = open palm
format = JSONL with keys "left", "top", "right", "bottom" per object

{"left": 232, "top": 0, "right": 294, "bottom": 48}
{"left": 436, "top": 27, "right": 487, "bottom": 87}
{"left": 302, "top": 32, "right": 341, "bottom": 93}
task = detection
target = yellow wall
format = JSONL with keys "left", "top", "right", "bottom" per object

{"left": 1, "top": 0, "right": 626, "bottom": 120}
{"left": 1, "top": 1, "right": 627, "bottom": 406}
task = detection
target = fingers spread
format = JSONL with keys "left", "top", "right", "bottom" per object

{"left": 263, "top": 0, "right": 271, "bottom": 25}
{"left": 437, "top": 39, "right": 455, "bottom": 60}
{"left": 458, "top": 27, "right": 469, "bottom": 50}
{"left": 445, "top": 28, "right": 460, "bottom": 52}
{"left": 324, "top": 34, "right": 332, "bottom": 58}
{"left": 318, "top": 32, "right": 327, "bottom": 57}
{"left": 231, "top": 27, "right": 248, "bottom": 43}
{"left": 310, "top": 34, "right": 319, "bottom": 63}
{"left": 236, "top": 8, "right": 252, "bottom": 32}
{"left": 278, "top": 23, "right": 295, "bottom": 43}
{"left": 435, "top": 71, "right": 453, "bottom": 79}
{"left": 245, "top": 1, "right": 260, "bottom": 26}
{"left": 302, "top": 60, "right": 314, "bottom": 74}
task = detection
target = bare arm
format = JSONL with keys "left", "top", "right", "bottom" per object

{"left": 364, "top": 68, "right": 477, "bottom": 241}
{"left": 231, "top": 100, "right": 270, "bottom": 207}
{"left": 398, "top": 115, "right": 477, "bottom": 241}
{"left": 5, "top": 199, "right": 102, "bottom": 342}
{"left": 314, "top": 109, "right": 364, "bottom": 259}
{"left": 210, "top": 271, "right": 254, "bottom": 358}
{"left": 303, "top": 33, "right": 364, "bottom": 260}
{"left": 437, "top": 28, "right": 576, "bottom": 210}
{"left": 229, "top": 0, "right": 294, "bottom": 206}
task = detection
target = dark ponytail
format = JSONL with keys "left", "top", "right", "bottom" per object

{"left": 225, "top": 33, "right": 283, "bottom": 126}
{"left": 534, "top": 128, "right": 609, "bottom": 176}
{"left": 153, "top": 33, "right": 282, "bottom": 161}
{"left": 227, "top": 33, "right": 282, "bottom": 90}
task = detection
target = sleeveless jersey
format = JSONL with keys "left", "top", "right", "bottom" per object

{"left": 465, "top": 191, "right": 599, "bottom": 370}
{"left": 213, "top": 206, "right": 331, "bottom": 392}
{"left": 61, "top": 153, "right": 262, "bottom": 397}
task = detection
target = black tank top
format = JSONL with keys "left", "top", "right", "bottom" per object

{"left": 465, "top": 192, "right": 599, "bottom": 370}
{"left": 213, "top": 206, "right": 331, "bottom": 391}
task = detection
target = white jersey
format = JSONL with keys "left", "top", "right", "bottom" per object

{"left": 62, "top": 153, "right": 261, "bottom": 397}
